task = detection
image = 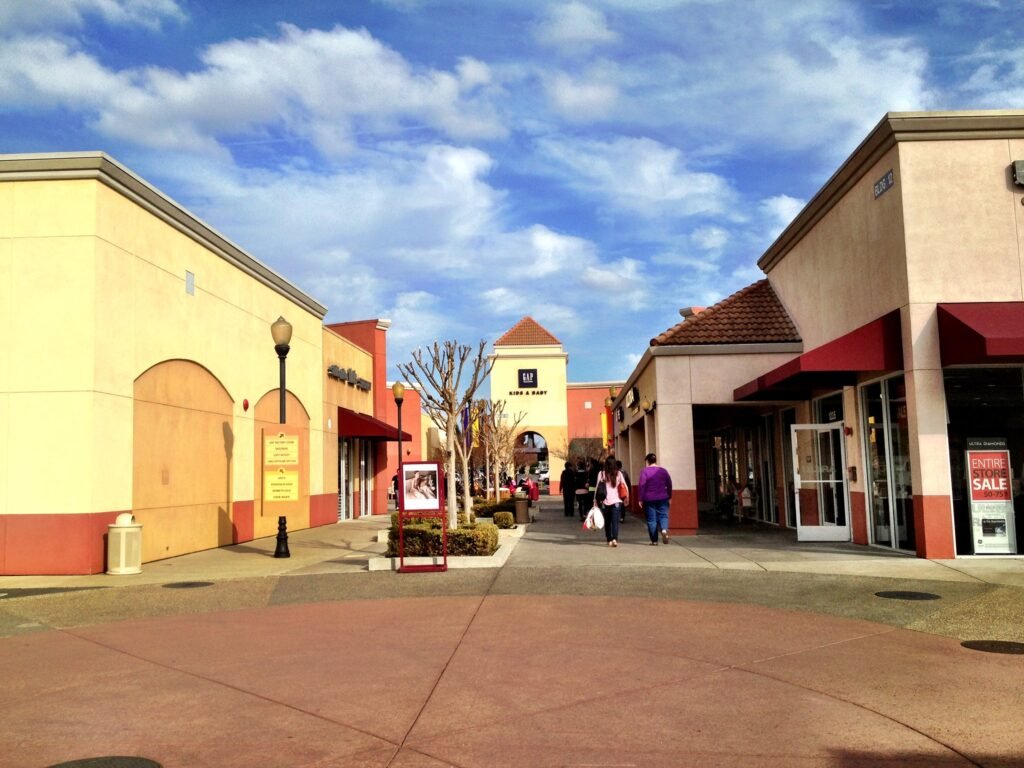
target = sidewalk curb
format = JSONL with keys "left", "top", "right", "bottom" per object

{"left": 368, "top": 525, "right": 525, "bottom": 571}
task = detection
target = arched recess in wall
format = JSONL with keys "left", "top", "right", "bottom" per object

{"left": 515, "top": 430, "right": 549, "bottom": 477}
{"left": 253, "top": 389, "right": 311, "bottom": 539}
{"left": 133, "top": 359, "right": 235, "bottom": 563}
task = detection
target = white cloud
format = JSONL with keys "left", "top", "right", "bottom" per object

{"left": 534, "top": 2, "right": 619, "bottom": 54}
{"left": 760, "top": 194, "right": 805, "bottom": 238}
{"left": 0, "top": 36, "right": 134, "bottom": 108}
{"left": 0, "top": 0, "right": 185, "bottom": 32}
{"left": 580, "top": 257, "right": 646, "bottom": 307}
{"left": 691, "top": 226, "right": 729, "bottom": 251}
{"left": 955, "top": 46, "right": 1024, "bottom": 106}
{"left": 611, "top": 4, "right": 935, "bottom": 160}
{"left": 151, "top": 142, "right": 504, "bottom": 273}
{"left": 543, "top": 69, "right": 619, "bottom": 120}
{"left": 536, "top": 135, "right": 736, "bottom": 217}
{"left": 0, "top": 23, "right": 505, "bottom": 157}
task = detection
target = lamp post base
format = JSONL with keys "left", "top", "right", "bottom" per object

{"left": 274, "top": 515, "right": 290, "bottom": 558}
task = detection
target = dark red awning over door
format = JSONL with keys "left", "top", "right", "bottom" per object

{"left": 734, "top": 311, "right": 903, "bottom": 401}
{"left": 338, "top": 407, "right": 411, "bottom": 441}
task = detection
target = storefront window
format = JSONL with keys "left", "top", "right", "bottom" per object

{"left": 813, "top": 392, "right": 844, "bottom": 424}
{"left": 861, "top": 375, "right": 914, "bottom": 551}
{"left": 944, "top": 368, "right": 1023, "bottom": 555}
{"left": 757, "top": 413, "right": 777, "bottom": 523}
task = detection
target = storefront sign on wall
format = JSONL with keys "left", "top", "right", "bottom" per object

{"left": 965, "top": 437, "right": 1018, "bottom": 554}
{"left": 518, "top": 368, "right": 538, "bottom": 388}
{"left": 625, "top": 386, "right": 639, "bottom": 411}
{"left": 327, "top": 364, "right": 371, "bottom": 391}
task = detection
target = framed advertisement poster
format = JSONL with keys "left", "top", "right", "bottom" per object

{"left": 401, "top": 462, "right": 442, "bottom": 511}
{"left": 965, "top": 437, "right": 1018, "bottom": 554}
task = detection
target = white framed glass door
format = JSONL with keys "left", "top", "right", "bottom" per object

{"left": 338, "top": 438, "right": 351, "bottom": 521}
{"left": 359, "top": 441, "right": 373, "bottom": 517}
{"left": 791, "top": 423, "right": 851, "bottom": 542}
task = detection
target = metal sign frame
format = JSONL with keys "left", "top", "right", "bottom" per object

{"left": 397, "top": 461, "right": 448, "bottom": 573}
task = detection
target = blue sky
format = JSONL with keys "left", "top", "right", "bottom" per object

{"left": 2, "top": 1, "right": 1022, "bottom": 382}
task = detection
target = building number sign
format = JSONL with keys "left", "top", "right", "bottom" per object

{"left": 873, "top": 169, "right": 894, "bottom": 199}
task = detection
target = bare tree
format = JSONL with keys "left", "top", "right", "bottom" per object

{"left": 399, "top": 340, "right": 492, "bottom": 529}
{"left": 452, "top": 397, "right": 487, "bottom": 517}
{"left": 479, "top": 400, "right": 526, "bottom": 500}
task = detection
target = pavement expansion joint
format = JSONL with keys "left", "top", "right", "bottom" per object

{"left": 161, "top": 581, "right": 214, "bottom": 589}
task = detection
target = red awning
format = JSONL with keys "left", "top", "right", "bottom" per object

{"left": 338, "top": 407, "right": 411, "bottom": 441}
{"left": 937, "top": 303, "right": 1024, "bottom": 366}
{"left": 734, "top": 311, "right": 903, "bottom": 401}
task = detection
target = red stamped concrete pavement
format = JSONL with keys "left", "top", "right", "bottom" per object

{"left": 2, "top": 594, "right": 1021, "bottom": 768}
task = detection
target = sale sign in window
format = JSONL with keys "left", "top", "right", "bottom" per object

{"left": 965, "top": 438, "right": 1017, "bottom": 554}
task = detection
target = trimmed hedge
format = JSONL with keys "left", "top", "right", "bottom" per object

{"left": 386, "top": 520, "right": 499, "bottom": 557}
{"left": 492, "top": 511, "right": 515, "bottom": 529}
{"left": 473, "top": 499, "right": 516, "bottom": 517}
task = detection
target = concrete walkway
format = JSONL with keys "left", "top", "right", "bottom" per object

{"left": 2, "top": 499, "right": 1023, "bottom": 767}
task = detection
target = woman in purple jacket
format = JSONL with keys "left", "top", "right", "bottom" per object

{"left": 638, "top": 453, "right": 672, "bottom": 545}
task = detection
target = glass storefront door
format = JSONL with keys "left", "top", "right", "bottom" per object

{"left": 756, "top": 414, "right": 777, "bottom": 523}
{"left": 791, "top": 423, "right": 851, "bottom": 541}
{"left": 338, "top": 438, "right": 352, "bottom": 521}
{"left": 861, "top": 375, "right": 915, "bottom": 551}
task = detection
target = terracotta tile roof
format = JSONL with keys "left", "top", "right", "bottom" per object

{"left": 651, "top": 279, "right": 801, "bottom": 346}
{"left": 495, "top": 316, "right": 562, "bottom": 347}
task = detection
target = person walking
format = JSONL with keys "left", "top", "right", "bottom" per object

{"left": 596, "top": 456, "right": 628, "bottom": 547}
{"left": 616, "top": 459, "right": 631, "bottom": 523}
{"left": 638, "top": 453, "right": 672, "bottom": 545}
{"left": 574, "top": 459, "right": 590, "bottom": 520}
{"left": 559, "top": 461, "right": 577, "bottom": 517}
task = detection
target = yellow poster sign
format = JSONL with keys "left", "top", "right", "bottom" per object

{"left": 264, "top": 433, "right": 299, "bottom": 465}
{"left": 264, "top": 467, "right": 300, "bottom": 502}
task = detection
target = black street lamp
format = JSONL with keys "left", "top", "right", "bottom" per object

{"left": 271, "top": 315, "right": 292, "bottom": 559}
{"left": 392, "top": 382, "right": 405, "bottom": 511}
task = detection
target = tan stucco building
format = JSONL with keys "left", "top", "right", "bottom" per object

{"left": 488, "top": 317, "right": 622, "bottom": 493}
{"left": 0, "top": 153, "right": 413, "bottom": 574}
{"left": 615, "top": 110, "right": 1024, "bottom": 559}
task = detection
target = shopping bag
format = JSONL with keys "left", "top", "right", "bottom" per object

{"left": 583, "top": 505, "right": 605, "bottom": 531}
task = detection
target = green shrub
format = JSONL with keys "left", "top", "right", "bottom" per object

{"left": 493, "top": 511, "right": 515, "bottom": 529}
{"left": 385, "top": 521, "right": 499, "bottom": 557}
{"left": 448, "top": 523, "right": 498, "bottom": 556}
{"left": 390, "top": 512, "right": 442, "bottom": 529}
{"left": 473, "top": 499, "right": 515, "bottom": 517}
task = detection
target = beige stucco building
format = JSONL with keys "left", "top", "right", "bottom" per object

{"left": 488, "top": 317, "right": 622, "bottom": 493}
{"left": 614, "top": 110, "right": 1024, "bottom": 559}
{"left": 0, "top": 153, "right": 412, "bottom": 574}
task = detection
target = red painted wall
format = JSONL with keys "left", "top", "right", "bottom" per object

{"left": 232, "top": 500, "right": 255, "bottom": 544}
{"left": 309, "top": 493, "right": 338, "bottom": 527}
{"left": 1, "top": 511, "right": 124, "bottom": 575}
{"left": 913, "top": 495, "right": 956, "bottom": 559}
{"left": 850, "top": 491, "right": 868, "bottom": 544}
{"left": 669, "top": 489, "right": 698, "bottom": 535}
{"left": 566, "top": 387, "right": 612, "bottom": 449}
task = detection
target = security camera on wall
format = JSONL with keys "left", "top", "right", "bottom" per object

{"left": 1013, "top": 160, "right": 1024, "bottom": 187}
